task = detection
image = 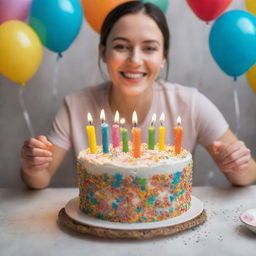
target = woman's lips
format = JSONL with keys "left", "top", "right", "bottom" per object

{"left": 120, "top": 72, "right": 146, "bottom": 80}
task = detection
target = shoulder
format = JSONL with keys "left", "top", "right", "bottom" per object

{"left": 154, "top": 80, "right": 201, "bottom": 103}
{"left": 155, "top": 80, "right": 198, "bottom": 94}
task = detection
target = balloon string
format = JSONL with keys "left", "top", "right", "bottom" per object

{"left": 233, "top": 82, "right": 240, "bottom": 136}
{"left": 19, "top": 86, "right": 35, "bottom": 138}
{"left": 52, "top": 55, "right": 61, "bottom": 99}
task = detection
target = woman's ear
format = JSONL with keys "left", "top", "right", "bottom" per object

{"left": 99, "top": 44, "right": 106, "bottom": 63}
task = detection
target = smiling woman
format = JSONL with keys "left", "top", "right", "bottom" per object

{"left": 20, "top": 1, "right": 256, "bottom": 189}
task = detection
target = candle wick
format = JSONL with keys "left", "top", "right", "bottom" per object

{"left": 89, "top": 121, "right": 92, "bottom": 126}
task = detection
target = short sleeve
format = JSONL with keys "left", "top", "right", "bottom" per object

{"left": 194, "top": 91, "right": 229, "bottom": 147}
{"left": 47, "top": 99, "right": 71, "bottom": 150}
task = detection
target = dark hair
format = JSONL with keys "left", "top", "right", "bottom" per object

{"left": 98, "top": 1, "right": 170, "bottom": 79}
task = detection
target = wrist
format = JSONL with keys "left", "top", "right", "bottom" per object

{"left": 20, "top": 167, "right": 51, "bottom": 189}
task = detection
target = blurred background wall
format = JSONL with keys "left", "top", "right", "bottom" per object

{"left": 0, "top": 0, "right": 255, "bottom": 187}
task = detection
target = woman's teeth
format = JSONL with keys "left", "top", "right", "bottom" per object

{"left": 121, "top": 72, "right": 145, "bottom": 79}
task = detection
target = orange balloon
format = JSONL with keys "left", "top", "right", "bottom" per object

{"left": 82, "top": 0, "right": 135, "bottom": 33}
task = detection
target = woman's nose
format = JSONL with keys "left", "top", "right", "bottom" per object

{"left": 128, "top": 49, "right": 143, "bottom": 66}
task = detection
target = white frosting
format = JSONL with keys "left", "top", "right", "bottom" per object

{"left": 77, "top": 145, "right": 192, "bottom": 178}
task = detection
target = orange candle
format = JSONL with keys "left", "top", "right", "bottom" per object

{"left": 174, "top": 116, "right": 183, "bottom": 154}
{"left": 132, "top": 111, "right": 141, "bottom": 158}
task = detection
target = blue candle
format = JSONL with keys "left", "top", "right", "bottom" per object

{"left": 100, "top": 109, "right": 109, "bottom": 153}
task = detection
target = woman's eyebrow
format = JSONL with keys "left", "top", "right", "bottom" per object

{"left": 143, "top": 40, "right": 160, "bottom": 45}
{"left": 112, "top": 38, "right": 160, "bottom": 45}
{"left": 112, "top": 37, "right": 129, "bottom": 42}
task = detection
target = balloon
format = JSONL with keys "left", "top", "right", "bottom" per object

{"left": 0, "top": 0, "right": 32, "bottom": 24}
{"left": 245, "top": 0, "right": 256, "bottom": 16}
{"left": 29, "top": 0, "right": 83, "bottom": 55}
{"left": 246, "top": 65, "right": 256, "bottom": 92}
{"left": 141, "top": 0, "right": 170, "bottom": 13}
{"left": 0, "top": 20, "right": 43, "bottom": 86}
{"left": 186, "top": 0, "right": 232, "bottom": 22}
{"left": 82, "top": 0, "right": 135, "bottom": 34}
{"left": 209, "top": 10, "right": 256, "bottom": 79}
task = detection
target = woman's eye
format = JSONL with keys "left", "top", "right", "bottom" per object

{"left": 114, "top": 44, "right": 128, "bottom": 50}
{"left": 144, "top": 46, "right": 157, "bottom": 52}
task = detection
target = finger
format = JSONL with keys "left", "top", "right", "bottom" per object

{"left": 220, "top": 141, "right": 244, "bottom": 160}
{"left": 222, "top": 163, "right": 249, "bottom": 173}
{"left": 22, "top": 147, "right": 52, "bottom": 158}
{"left": 222, "top": 155, "right": 250, "bottom": 170}
{"left": 25, "top": 156, "right": 53, "bottom": 165}
{"left": 222, "top": 147, "right": 250, "bottom": 166}
{"left": 212, "top": 141, "right": 225, "bottom": 155}
{"left": 24, "top": 138, "right": 49, "bottom": 150}
{"left": 37, "top": 136, "right": 53, "bottom": 150}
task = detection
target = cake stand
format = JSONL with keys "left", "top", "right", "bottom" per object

{"left": 58, "top": 196, "right": 207, "bottom": 239}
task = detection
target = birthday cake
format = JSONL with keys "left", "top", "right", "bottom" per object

{"left": 77, "top": 143, "right": 193, "bottom": 223}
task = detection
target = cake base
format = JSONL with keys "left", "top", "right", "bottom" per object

{"left": 58, "top": 208, "right": 207, "bottom": 239}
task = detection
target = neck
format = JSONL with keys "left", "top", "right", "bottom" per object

{"left": 109, "top": 86, "right": 153, "bottom": 125}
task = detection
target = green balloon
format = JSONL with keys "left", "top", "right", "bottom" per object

{"left": 142, "top": 0, "right": 170, "bottom": 13}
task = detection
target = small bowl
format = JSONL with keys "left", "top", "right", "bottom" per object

{"left": 240, "top": 208, "right": 256, "bottom": 234}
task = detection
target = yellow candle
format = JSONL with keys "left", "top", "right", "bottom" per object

{"left": 132, "top": 111, "right": 141, "bottom": 158}
{"left": 159, "top": 113, "right": 165, "bottom": 151}
{"left": 174, "top": 116, "right": 183, "bottom": 154}
{"left": 86, "top": 113, "right": 97, "bottom": 154}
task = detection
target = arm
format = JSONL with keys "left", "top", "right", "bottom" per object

{"left": 20, "top": 135, "right": 67, "bottom": 189}
{"left": 206, "top": 129, "right": 256, "bottom": 186}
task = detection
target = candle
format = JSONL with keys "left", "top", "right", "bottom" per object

{"left": 174, "top": 116, "right": 183, "bottom": 154}
{"left": 112, "top": 111, "right": 120, "bottom": 149}
{"left": 120, "top": 118, "right": 129, "bottom": 152}
{"left": 132, "top": 111, "right": 141, "bottom": 158}
{"left": 159, "top": 113, "right": 165, "bottom": 151}
{"left": 100, "top": 109, "right": 109, "bottom": 153}
{"left": 148, "top": 113, "right": 156, "bottom": 150}
{"left": 86, "top": 113, "right": 97, "bottom": 154}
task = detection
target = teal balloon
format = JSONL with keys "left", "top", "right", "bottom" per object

{"left": 142, "top": 0, "right": 170, "bottom": 13}
{"left": 209, "top": 10, "right": 256, "bottom": 79}
{"left": 29, "top": 0, "right": 83, "bottom": 55}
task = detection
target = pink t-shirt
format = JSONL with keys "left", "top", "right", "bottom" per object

{"left": 47, "top": 80, "right": 228, "bottom": 156}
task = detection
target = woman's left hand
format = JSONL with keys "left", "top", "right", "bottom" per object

{"left": 212, "top": 140, "right": 251, "bottom": 174}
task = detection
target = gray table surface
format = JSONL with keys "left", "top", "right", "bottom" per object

{"left": 0, "top": 186, "right": 256, "bottom": 256}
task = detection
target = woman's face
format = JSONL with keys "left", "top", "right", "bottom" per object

{"left": 101, "top": 12, "right": 165, "bottom": 97}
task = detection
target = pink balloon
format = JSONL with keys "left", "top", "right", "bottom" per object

{"left": 0, "top": 0, "right": 32, "bottom": 24}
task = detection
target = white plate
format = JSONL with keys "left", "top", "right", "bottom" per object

{"left": 240, "top": 208, "right": 256, "bottom": 234}
{"left": 65, "top": 196, "right": 204, "bottom": 230}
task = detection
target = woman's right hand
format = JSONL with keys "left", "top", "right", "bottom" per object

{"left": 20, "top": 135, "right": 53, "bottom": 175}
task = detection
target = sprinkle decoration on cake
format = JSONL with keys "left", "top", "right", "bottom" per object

{"left": 77, "top": 143, "right": 192, "bottom": 223}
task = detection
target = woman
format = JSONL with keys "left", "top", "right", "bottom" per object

{"left": 20, "top": 1, "right": 256, "bottom": 189}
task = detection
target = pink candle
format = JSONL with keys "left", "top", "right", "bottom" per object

{"left": 112, "top": 110, "right": 120, "bottom": 148}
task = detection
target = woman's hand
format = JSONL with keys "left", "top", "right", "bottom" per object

{"left": 207, "top": 129, "right": 256, "bottom": 186}
{"left": 212, "top": 140, "right": 251, "bottom": 174}
{"left": 20, "top": 135, "right": 53, "bottom": 175}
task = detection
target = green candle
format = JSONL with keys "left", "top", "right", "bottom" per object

{"left": 148, "top": 113, "right": 156, "bottom": 150}
{"left": 120, "top": 118, "right": 129, "bottom": 152}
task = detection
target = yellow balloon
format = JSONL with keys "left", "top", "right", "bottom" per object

{"left": 245, "top": 0, "right": 256, "bottom": 16}
{"left": 0, "top": 20, "right": 42, "bottom": 86}
{"left": 246, "top": 65, "right": 256, "bottom": 93}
